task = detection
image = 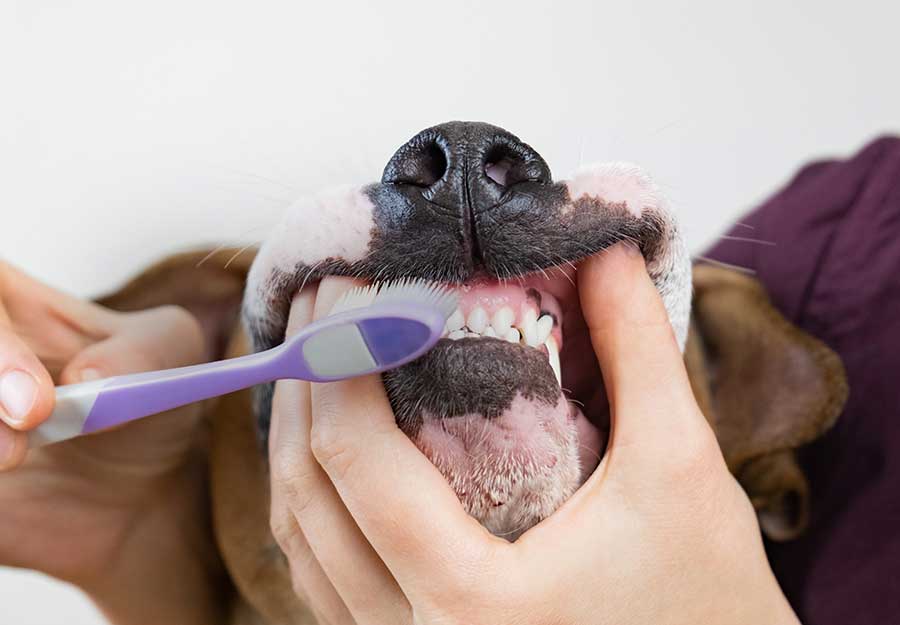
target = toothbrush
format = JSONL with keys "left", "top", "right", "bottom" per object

{"left": 29, "top": 279, "right": 457, "bottom": 448}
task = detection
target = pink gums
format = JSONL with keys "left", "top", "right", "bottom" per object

{"left": 456, "top": 281, "right": 565, "bottom": 345}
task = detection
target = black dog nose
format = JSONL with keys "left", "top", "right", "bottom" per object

{"left": 382, "top": 121, "right": 551, "bottom": 209}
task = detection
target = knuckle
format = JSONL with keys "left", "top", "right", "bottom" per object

{"left": 270, "top": 448, "right": 320, "bottom": 515}
{"left": 269, "top": 507, "right": 299, "bottom": 550}
{"left": 308, "top": 421, "right": 358, "bottom": 480}
{"left": 269, "top": 446, "right": 300, "bottom": 490}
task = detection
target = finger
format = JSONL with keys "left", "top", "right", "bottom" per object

{"left": 270, "top": 481, "right": 355, "bottom": 625}
{"left": 0, "top": 314, "right": 55, "bottom": 431}
{"left": 59, "top": 305, "right": 205, "bottom": 384}
{"left": 308, "top": 277, "right": 500, "bottom": 595}
{"left": 0, "top": 422, "right": 27, "bottom": 469}
{"left": 270, "top": 287, "right": 410, "bottom": 623}
{"left": 577, "top": 244, "right": 710, "bottom": 457}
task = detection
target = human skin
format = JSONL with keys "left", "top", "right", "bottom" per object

{"left": 268, "top": 244, "right": 801, "bottom": 625}
{"left": 0, "top": 260, "right": 227, "bottom": 625}
{"left": 0, "top": 245, "right": 800, "bottom": 624}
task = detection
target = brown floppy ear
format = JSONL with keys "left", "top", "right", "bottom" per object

{"left": 96, "top": 247, "right": 256, "bottom": 359}
{"left": 684, "top": 264, "right": 848, "bottom": 541}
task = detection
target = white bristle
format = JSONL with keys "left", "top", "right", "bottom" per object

{"left": 329, "top": 278, "right": 458, "bottom": 320}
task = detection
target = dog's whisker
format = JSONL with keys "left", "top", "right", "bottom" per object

{"left": 577, "top": 443, "right": 605, "bottom": 465}
{"left": 195, "top": 245, "right": 230, "bottom": 268}
{"left": 719, "top": 235, "right": 776, "bottom": 247}
{"left": 694, "top": 255, "right": 757, "bottom": 275}
{"left": 493, "top": 519, "right": 532, "bottom": 539}
{"left": 214, "top": 165, "right": 300, "bottom": 193}
{"left": 224, "top": 244, "right": 257, "bottom": 269}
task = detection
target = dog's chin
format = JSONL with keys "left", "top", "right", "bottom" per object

{"left": 382, "top": 271, "right": 610, "bottom": 541}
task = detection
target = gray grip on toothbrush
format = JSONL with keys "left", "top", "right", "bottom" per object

{"left": 29, "top": 380, "right": 107, "bottom": 448}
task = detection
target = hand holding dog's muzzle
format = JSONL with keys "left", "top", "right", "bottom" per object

{"left": 269, "top": 245, "right": 801, "bottom": 625}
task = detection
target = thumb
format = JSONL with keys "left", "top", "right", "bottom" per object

{"left": 60, "top": 306, "right": 206, "bottom": 384}
{"left": 578, "top": 243, "right": 708, "bottom": 462}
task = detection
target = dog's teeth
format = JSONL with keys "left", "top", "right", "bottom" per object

{"left": 536, "top": 314, "right": 553, "bottom": 344}
{"left": 521, "top": 309, "right": 539, "bottom": 347}
{"left": 467, "top": 307, "right": 488, "bottom": 333}
{"left": 491, "top": 307, "right": 514, "bottom": 335}
{"left": 546, "top": 336, "right": 561, "bottom": 386}
{"left": 465, "top": 332, "right": 480, "bottom": 339}
{"left": 448, "top": 329, "right": 466, "bottom": 340}
{"left": 504, "top": 328, "right": 521, "bottom": 344}
{"left": 446, "top": 309, "right": 465, "bottom": 333}
{"left": 483, "top": 326, "right": 497, "bottom": 338}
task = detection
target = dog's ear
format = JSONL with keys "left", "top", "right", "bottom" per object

{"left": 684, "top": 264, "right": 848, "bottom": 541}
{"left": 96, "top": 248, "right": 256, "bottom": 359}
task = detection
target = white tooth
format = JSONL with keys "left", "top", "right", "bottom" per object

{"left": 546, "top": 336, "right": 561, "bottom": 386}
{"left": 504, "top": 328, "right": 521, "bottom": 344}
{"left": 491, "top": 307, "right": 514, "bottom": 334}
{"left": 536, "top": 315, "right": 553, "bottom": 344}
{"left": 465, "top": 332, "right": 480, "bottom": 339}
{"left": 467, "top": 307, "right": 488, "bottom": 333}
{"left": 521, "top": 309, "right": 539, "bottom": 347}
{"left": 448, "top": 330, "right": 466, "bottom": 340}
{"left": 446, "top": 309, "right": 465, "bottom": 332}
{"left": 483, "top": 326, "right": 497, "bottom": 338}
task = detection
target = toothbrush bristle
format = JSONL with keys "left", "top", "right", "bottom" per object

{"left": 330, "top": 278, "right": 458, "bottom": 320}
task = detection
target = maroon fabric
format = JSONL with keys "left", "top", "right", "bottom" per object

{"left": 705, "top": 136, "right": 900, "bottom": 624}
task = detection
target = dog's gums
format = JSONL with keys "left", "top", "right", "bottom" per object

{"left": 244, "top": 121, "right": 692, "bottom": 539}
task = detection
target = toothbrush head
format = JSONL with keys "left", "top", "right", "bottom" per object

{"left": 298, "top": 279, "right": 458, "bottom": 381}
{"left": 330, "top": 278, "right": 458, "bottom": 318}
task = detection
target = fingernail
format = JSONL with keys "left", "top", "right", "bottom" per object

{"left": 80, "top": 368, "right": 102, "bottom": 381}
{"left": 0, "top": 428, "right": 17, "bottom": 466}
{"left": 0, "top": 370, "right": 39, "bottom": 424}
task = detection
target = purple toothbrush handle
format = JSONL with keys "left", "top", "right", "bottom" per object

{"left": 29, "top": 301, "right": 447, "bottom": 446}
{"left": 82, "top": 346, "right": 292, "bottom": 433}
{"left": 81, "top": 307, "right": 441, "bottom": 432}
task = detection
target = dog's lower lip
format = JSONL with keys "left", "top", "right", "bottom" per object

{"left": 430, "top": 261, "right": 611, "bottom": 433}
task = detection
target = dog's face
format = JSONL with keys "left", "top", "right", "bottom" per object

{"left": 98, "top": 121, "right": 848, "bottom": 623}
{"left": 243, "top": 121, "right": 692, "bottom": 538}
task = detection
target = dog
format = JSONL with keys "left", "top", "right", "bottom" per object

{"left": 98, "top": 122, "right": 848, "bottom": 624}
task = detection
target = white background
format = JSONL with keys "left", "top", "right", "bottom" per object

{"left": 2, "top": 0, "right": 898, "bottom": 622}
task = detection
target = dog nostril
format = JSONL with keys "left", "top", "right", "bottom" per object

{"left": 485, "top": 158, "right": 512, "bottom": 186}
{"left": 483, "top": 143, "right": 540, "bottom": 188}
{"left": 385, "top": 139, "right": 448, "bottom": 188}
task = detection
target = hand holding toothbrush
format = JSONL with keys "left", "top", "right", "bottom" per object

{"left": 0, "top": 260, "right": 226, "bottom": 624}
{"left": 269, "top": 247, "right": 801, "bottom": 625}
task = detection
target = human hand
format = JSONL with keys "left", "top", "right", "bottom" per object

{"left": 268, "top": 244, "right": 800, "bottom": 625}
{"left": 0, "top": 260, "right": 224, "bottom": 624}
